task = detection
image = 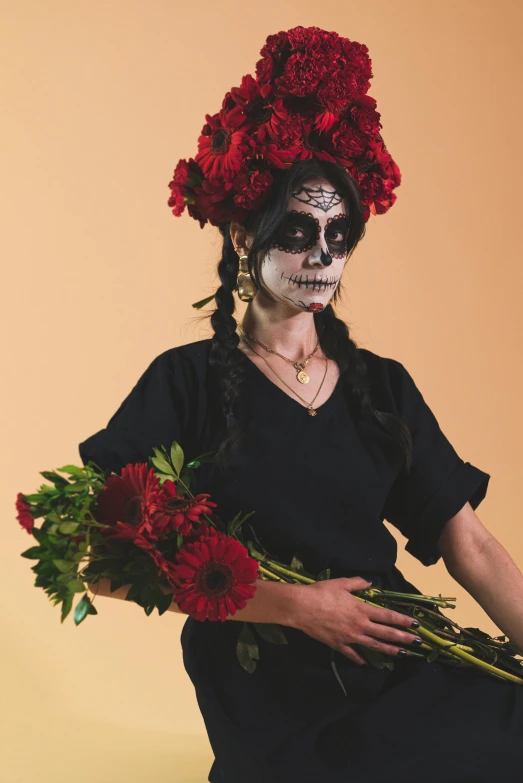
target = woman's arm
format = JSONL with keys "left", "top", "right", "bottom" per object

{"left": 87, "top": 577, "right": 302, "bottom": 626}
{"left": 438, "top": 502, "right": 523, "bottom": 651}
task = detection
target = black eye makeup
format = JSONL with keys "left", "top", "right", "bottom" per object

{"left": 325, "top": 214, "right": 350, "bottom": 258}
{"left": 270, "top": 211, "right": 320, "bottom": 254}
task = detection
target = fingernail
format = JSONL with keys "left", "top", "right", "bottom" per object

{"left": 411, "top": 638, "right": 423, "bottom": 647}
{"left": 397, "top": 649, "right": 407, "bottom": 656}
{"left": 410, "top": 620, "right": 420, "bottom": 628}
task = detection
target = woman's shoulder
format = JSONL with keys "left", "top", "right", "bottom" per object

{"left": 357, "top": 345, "right": 413, "bottom": 411}
{"left": 153, "top": 337, "right": 213, "bottom": 376}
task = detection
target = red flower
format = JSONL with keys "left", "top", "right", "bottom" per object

{"left": 16, "top": 493, "right": 34, "bottom": 534}
{"left": 171, "top": 525, "right": 259, "bottom": 621}
{"left": 278, "top": 51, "right": 327, "bottom": 97}
{"left": 196, "top": 109, "right": 254, "bottom": 181}
{"left": 350, "top": 95, "right": 382, "bottom": 138}
{"left": 331, "top": 120, "right": 368, "bottom": 162}
{"left": 167, "top": 158, "right": 202, "bottom": 217}
{"left": 148, "top": 479, "right": 217, "bottom": 537}
{"left": 232, "top": 169, "right": 275, "bottom": 211}
{"left": 194, "top": 177, "right": 247, "bottom": 226}
{"left": 95, "top": 463, "right": 160, "bottom": 540}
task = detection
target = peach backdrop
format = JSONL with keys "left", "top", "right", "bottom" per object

{"left": 3, "top": 1, "right": 522, "bottom": 781}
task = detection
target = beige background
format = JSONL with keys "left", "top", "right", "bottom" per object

{"left": 3, "top": 1, "right": 523, "bottom": 781}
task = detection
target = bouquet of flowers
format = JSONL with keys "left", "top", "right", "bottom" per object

{"left": 17, "top": 441, "right": 523, "bottom": 693}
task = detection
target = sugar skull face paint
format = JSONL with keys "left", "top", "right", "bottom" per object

{"left": 257, "top": 179, "right": 351, "bottom": 313}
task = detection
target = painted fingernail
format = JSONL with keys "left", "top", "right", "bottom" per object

{"left": 410, "top": 620, "right": 420, "bottom": 628}
{"left": 397, "top": 649, "right": 407, "bottom": 656}
{"left": 411, "top": 638, "right": 423, "bottom": 646}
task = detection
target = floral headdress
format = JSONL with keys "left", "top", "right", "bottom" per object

{"left": 167, "top": 25, "right": 401, "bottom": 229}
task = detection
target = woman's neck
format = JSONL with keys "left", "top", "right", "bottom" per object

{"left": 239, "top": 297, "right": 319, "bottom": 357}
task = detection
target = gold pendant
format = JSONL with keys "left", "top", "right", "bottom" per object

{"left": 297, "top": 370, "right": 310, "bottom": 384}
{"left": 307, "top": 407, "right": 317, "bottom": 416}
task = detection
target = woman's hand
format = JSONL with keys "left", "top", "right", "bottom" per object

{"left": 290, "top": 576, "right": 422, "bottom": 665}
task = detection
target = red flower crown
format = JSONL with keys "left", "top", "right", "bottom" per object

{"left": 167, "top": 25, "right": 401, "bottom": 229}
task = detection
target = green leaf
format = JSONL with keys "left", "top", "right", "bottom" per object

{"left": 58, "top": 521, "right": 80, "bottom": 535}
{"left": 186, "top": 460, "right": 200, "bottom": 469}
{"left": 290, "top": 556, "right": 305, "bottom": 574}
{"left": 53, "top": 559, "right": 74, "bottom": 573}
{"left": 356, "top": 645, "right": 395, "bottom": 671}
{"left": 316, "top": 568, "right": 331, "bottom": 581}
{"left": 67, "top": 579, "right": 87, "bottom": 593}
{"left": 427, "top": 649, "right": 441, "bottom": 663}
{"left": 40, "top": 471, "right": 69, "bottom": 487}
{"left": 150, "top": 455, "right": 173, "bottom": 476}
{"left": 192, "top": 293, "right": 216, "bottom": 310}
{"left": 74, "top": 593, "right": 92, "bottom": 625}
{"left": 62, "top": 481, "right": 89, "bottom": 494}
{"left": 56, "top": 464, "right": 87, "bottom": 478}
{"left": 252, "top": 623, "right": 288, "bottom": 645}
{"left": 20, "top": 546, "right": 44, "bottom": 560}
{"left": 330, "top": 649, "right": 347, "bottom": 697}
{"left": 170, "top": 442, "right": 185, "bottom": 476}
{"left": 236, "top": 623, "right": 259, "bottom": 674}
{"left": 61, "top": 593, "right": 74, "bottom": 623}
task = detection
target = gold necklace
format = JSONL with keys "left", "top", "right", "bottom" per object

{"left": 236, "top": 322, "right": 319, "bottom": 384}
{"left": 238, "top": 330, "right": 329, "bottom": 416}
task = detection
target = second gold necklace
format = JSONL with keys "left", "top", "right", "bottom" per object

{"left": 236, "top": 322, "right": 318, "bottom": 384}
{"left": 237, "top": 329, "right": 329, "bottom": 416}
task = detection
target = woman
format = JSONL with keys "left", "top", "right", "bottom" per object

{"left": 79, "top": 26, "right": 523, "bottom": 783}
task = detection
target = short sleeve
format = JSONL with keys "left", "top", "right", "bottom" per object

{"left": 78, "top": 349, "right": 187, "bottom": 476}
{"left": 381, "top": 358, "right": 490, "bottom": 567}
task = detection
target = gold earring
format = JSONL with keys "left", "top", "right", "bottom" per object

{"left": 235, "top": 247, "right": 256, "bottom": 302}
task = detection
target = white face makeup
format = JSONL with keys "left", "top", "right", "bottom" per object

{"left": 257, "top": 179, "right": 350, "bottom": 313}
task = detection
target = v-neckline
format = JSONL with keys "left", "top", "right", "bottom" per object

{"left": 241, "top": 351, "right": 342, "bottom": 414}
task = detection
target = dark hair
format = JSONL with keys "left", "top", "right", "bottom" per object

{"left": 202, "top": 158, "right": 413, "bottom": 475}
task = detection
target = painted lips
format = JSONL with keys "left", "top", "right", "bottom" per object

{"left": 286, "top": 274, "right": 338, "bottom": 292}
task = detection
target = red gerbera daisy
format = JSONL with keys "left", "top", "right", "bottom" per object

{"left": 95, "top": 463, "right": 160, "bottom": 540}
{"left": 148, "top": 480, "right": 217, "bottom": 537}
{"left": 171, "top": 526, "right": 259, "bottom": 622}
{"left": 16, "top": 493, "right": 34, "bottom": 534}
{"left": 196, "top": 109, "right": 254, "bottom": 182}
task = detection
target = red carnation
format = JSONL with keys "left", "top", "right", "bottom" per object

{"left": 315, "top": 72, "right": 360, "bottom": 133}
{"left": 232, "top": 169, "right": 274, "bottom": 211}
{"left": 167, "top": 158, "right": 202, "bottom": 217}
{"left": 171, "top": 526, "right": 259, "bottom": 622}
{"left": 196, "top": 109, "right": 254, "bottom": 182}
{"left": 16, "top": 493, "right": 34, "bottom": 534}
{"left": 331, "top": 120, "right": 368, "bottom": 162}
{"left": 148, "top": 479, "right": 217, "bottom": 537}
{"left": 194, "top": 178, "right": 248, "bottom": 226}
{"left": 278, "top": 52, "right": 327, "bottom": 97}
{"left": 95, "top": 463, "right": 160, "bottom": 540}
{"left": 351, "top": 96, "right": 382, "bottom": 138}
{"left": 340, "top": 39, "right": 373, "bottom": 95}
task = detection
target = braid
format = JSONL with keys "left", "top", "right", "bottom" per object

{"left": 315, "top": 304, "right": 414, "bottom": 472}
{"left": 208, "top": 228, "right": 248, "bottom": 473}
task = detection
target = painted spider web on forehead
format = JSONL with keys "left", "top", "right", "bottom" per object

{"left": 292, "top": 185, "right": 343, "bottom": 212}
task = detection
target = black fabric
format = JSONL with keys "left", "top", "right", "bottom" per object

{"left": 78, "top": 338, "right": 523, "bottom": 783}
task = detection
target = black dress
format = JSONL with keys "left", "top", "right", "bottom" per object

{"left": 78, "top": 338, "right": 523, "bottom": 783}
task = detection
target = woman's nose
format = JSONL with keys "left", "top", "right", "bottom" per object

{"left": 309, "top": 247, "right": 333, "bottom": 267}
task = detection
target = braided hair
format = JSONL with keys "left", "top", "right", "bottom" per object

{"left": 205, "top": 158, "right": 413, "bottom": 474}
